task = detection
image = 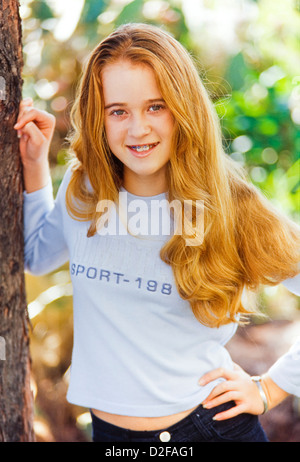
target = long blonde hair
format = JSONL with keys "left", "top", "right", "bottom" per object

{"left": 66, "top": 23, "right": 300, "bottom": 327}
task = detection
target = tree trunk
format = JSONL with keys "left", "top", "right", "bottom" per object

{"left": 0, "top": 0, "right": 35, "bottom": 442}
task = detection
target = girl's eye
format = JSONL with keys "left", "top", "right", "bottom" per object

{"left": 111, "top": 109, "right": 126, "bottom": 116}
{"left": 149, "top": 104, "right": 165, "bottom": 113}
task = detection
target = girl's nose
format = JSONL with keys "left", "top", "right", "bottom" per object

{"left": 128, "top": 115, "right": 151, "bottom": 138}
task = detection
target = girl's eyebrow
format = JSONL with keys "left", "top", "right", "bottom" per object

{"left": 104, "top": 102, "right": 126, "bottom": 110}
{"left": 104, "top": 98, "right": 165, "bottom": 110}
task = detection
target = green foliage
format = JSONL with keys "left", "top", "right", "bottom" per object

{"left": 115, "top": 0, "right": 144, "bottom": 25}
{"left": 81, "top": 0, "right": 108, "bottom": 23}
{"left": 217, "top": 57, "right": 299, "bottom": 216}
{"left": 30, "top": 0, "right": 54, "bottom": 20}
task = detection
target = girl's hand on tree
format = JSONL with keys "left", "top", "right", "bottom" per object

{"left": 198, "top": 364, "right": 266, "bottom": 421}
{"left": 14, "top": 98, "right": 56, "bottom": 192}
{"left": 14, "top": 97, "right": 56, "bottom": 166}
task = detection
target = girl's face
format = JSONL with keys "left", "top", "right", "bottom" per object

{"left": 102, "top": 60, "right": 175, "bottom": 196}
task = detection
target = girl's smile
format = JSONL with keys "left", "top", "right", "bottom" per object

{"left": 102, "top": 60, "right": 175, "bottom": 196}
{"left": 126, "top": 142, "right": 160, "bottom": 157}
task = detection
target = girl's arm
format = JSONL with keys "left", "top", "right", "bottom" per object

{"left": 199, "top": 274, "right": 300, "bottom": 421}
{"left": 15, "top": 98, "right": 69, "bottom": 275}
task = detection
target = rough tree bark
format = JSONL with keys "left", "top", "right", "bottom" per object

{"left": 0, "top": 0, "right": 35, "bottom": 441}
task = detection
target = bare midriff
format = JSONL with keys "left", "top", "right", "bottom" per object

{"left": 91, "top": 404, "right": 199, "bottom": 431}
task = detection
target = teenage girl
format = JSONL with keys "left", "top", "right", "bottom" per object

{"left": 15, "top": 23, "right": 299, "bottom": 442}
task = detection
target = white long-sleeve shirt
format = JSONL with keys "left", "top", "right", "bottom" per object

{"left": 23, "top": 166, "right": 300, "bottom": 415}
{"left": 268, "top": 274, "right": 300, "bottom": 397}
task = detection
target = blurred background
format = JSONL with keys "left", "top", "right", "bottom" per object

{"left": 20, "top": 0, "right": 300, "bottom": 441}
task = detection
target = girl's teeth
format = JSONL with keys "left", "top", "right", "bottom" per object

{"left": 131, "top": 143, "right": 157, "bottom": 152}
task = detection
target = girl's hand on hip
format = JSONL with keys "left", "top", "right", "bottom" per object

{"left": 198, "top": 364, "right": 266, "bottom": 421}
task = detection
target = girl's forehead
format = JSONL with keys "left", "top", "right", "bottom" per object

{"left": 102, "top": 60, "right": 154, "bottom": 79}
{"left": 101, "top": 61, "right": 162, "bottom": 100}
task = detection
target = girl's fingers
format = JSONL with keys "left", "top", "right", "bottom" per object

{"left": 15, "top": 107, "right": 49, "bottom": 128}
{"left": 213, "top": 404, "right": 245, "bottom": 421}
{"left": 198, "top": 367, "right": 237, "bottom": 386}
{"left": 203, "top": 390, "right": 239, "bottom": 409}
{"left": 19, "top": 121, "right": 47, "bottom": 161}
{"left": 20, "top": 120, "right": 45, "bottom": 146}
{"left": 202, "top": 380, "right": 237, "bottom": 405}
{"left": 20, "top": 97, "right": 34, "bottom": 110}
{"left": 14, "top": 107, "right": 55, "bottom": 139}
{"left": 17, "top": 98, "right": 34, "bottom": 123}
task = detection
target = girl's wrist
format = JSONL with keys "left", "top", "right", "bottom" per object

{"left": 23, "top": 159, "right": 50, "bottom": 193}
{"left": 261, "top": 374, "right": 289, "bottom": 411}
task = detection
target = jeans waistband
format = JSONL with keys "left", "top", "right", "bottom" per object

{"left": 90, "top": 403, "right": 203, "bottom": 439}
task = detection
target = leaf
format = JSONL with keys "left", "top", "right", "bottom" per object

{"left": 31, "top": 0, "right": 54, "bottom": 20}
{"left": 81, "top": 0, "right": 108, "bottom": 24}
{"left": 286, "top": 159, "right": 300, "bottom": 193}
{"left": 115, "top": 0, "right": 145, "bottom": 26}
{"left": 224, "top": 53, "right": 249, "bottom": 91}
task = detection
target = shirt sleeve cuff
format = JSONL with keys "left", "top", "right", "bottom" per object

{"left": 268, "top": 366, "right": 300, "bottom": 398}
{"left": 23, "top": 178, "right": 53, "bottom": 204}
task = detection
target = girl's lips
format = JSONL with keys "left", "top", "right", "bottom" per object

{"left": 126, "top": 142, "right": 159, "bottom": 158}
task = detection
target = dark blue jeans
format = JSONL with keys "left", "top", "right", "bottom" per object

{"left": 91, "top": 402, "right": 269, "bottom": 442}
